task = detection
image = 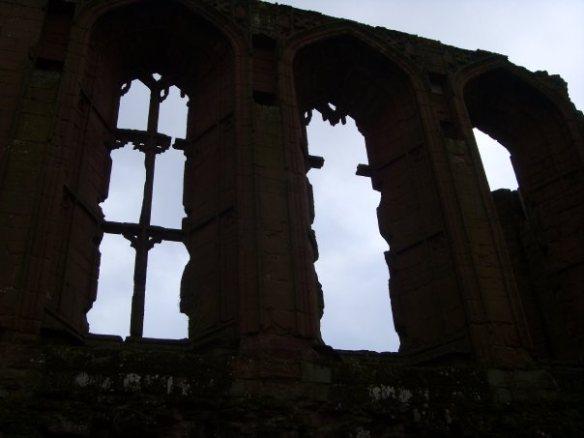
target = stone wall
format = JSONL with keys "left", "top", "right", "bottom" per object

{"left": 0, "top": 0, "right": 582, "bottom": 436}
{"left": 1, "top": 339, "right": 583, "bottom": 437}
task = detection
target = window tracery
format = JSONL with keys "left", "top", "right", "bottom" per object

{"left": 101, "top": 74, "right": 188, "bottom": 338}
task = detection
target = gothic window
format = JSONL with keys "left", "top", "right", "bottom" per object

{"left": 89, "top": 74, "right": 188, "bottom": 339}
{"left": 305, "top": 112, "right": 397, "bottom": 351}
{"left": 463, "top": 68, "right": 582, "bottom": 359}
{"left": 294, "top": 35, "right": 466, "bottom": 354}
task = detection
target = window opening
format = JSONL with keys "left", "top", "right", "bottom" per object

{"left": 143, "top": 241, "right": 189, "bottom": 338}
{"left": 152, "top": 86, "right": 188, "bottom": 228}
{"left": 474, "top": 128, "right": 518, "bottom": 191}
{"left": 87, "top": 234, "right": 134, "bottom": 337}
{"left": 306, "top": 112, "right": 399, "bottom": 352}
{"left": 91, "top": 74, "right": 188, "bottom": 339}
{"left": 101, "top": 144, "right": 146, "bottom": 223}
{"left": 100, "top": 80, "right": 149, "bottom": 223}
{"left": 116, "top": 78, "right": 150, "bottom": 131}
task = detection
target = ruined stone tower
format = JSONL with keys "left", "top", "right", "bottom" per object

{"left": 0, "top": 0, "right": 582, "bottom": 436}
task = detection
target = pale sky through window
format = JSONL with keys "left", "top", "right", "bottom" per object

{"left": 88, "top": 0, "right": 583, "bottom": 351}
{"left": 87, "top": 83, "right": 190, "bottom": 339}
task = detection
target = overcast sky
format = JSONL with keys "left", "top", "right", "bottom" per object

{"left": 88, "top": 0, "right": 583, "bottom": 352}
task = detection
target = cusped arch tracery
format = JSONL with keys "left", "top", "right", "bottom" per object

{"left": 59, "top": 0, "right": 249, "bottom": 113}
{"left": 86, "top": 2, "right": 234, "bottom": 95}
{"left": 288, "top": 29, "right": 426, "bottom": 169}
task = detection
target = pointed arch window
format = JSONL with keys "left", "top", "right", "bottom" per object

{"left": 101, "top": 74, "right": 188, "bottom": 339}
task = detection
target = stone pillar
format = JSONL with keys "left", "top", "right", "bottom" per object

{"left": 416, "top": 71, "right": 529, "bottom": 365}
{"left": 179, "top": 61, "right": 240, "bottom": 345}
{"left": 0, "top": 1, "right": 79, "bottom": 337}
{"left": 233, "top": 34, "right": 323, "bottom": 351}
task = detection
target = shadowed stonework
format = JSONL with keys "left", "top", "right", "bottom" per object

{"left": 0, "top": 0, "right": 582, "bottom": 436}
